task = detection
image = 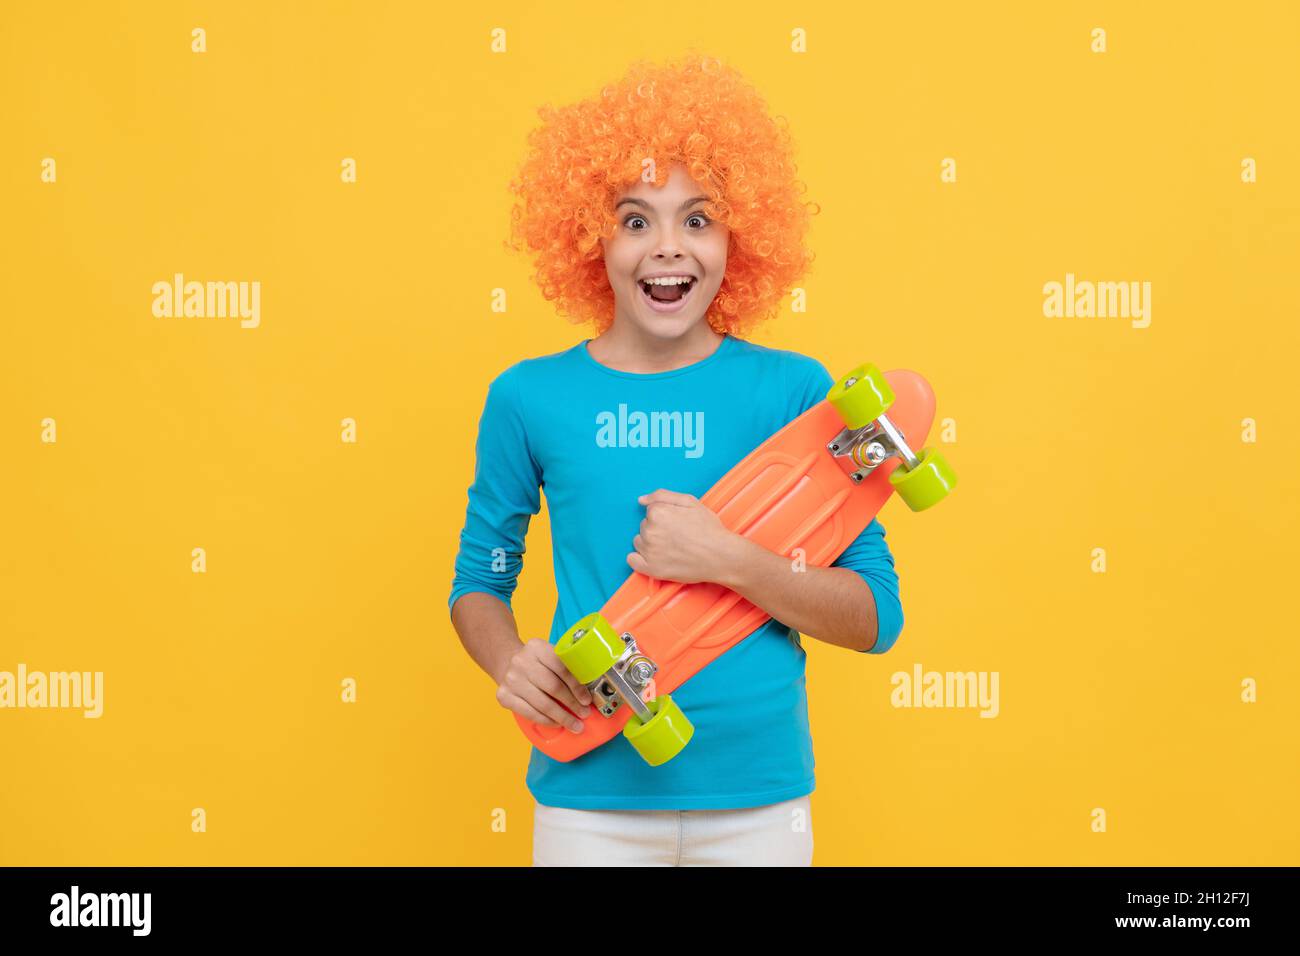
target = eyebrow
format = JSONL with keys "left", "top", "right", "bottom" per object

{"left": 616, "top": 195, "right": 710, "bottom": 212}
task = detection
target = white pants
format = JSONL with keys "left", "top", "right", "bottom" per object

{"left": 532, "top": 795, "right": 813, "bottom": 866}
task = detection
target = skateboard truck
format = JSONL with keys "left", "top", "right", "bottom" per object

{"left": 824, "top": 364, "right": 957, "bottom": 511}
{"left": 554, "top": 612, "right": 695, "bottom": 766}
{"left": 826, "top": 406, "right": 921, "bottom": 484}
{"left": 586, "top": 631, "right": 657, "bottom": 721}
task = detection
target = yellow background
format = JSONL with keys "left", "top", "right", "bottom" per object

{"left": 2, "top": 1, "right": 1296, "bottom": 866}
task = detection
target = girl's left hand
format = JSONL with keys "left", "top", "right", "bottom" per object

{"left": 627, "top": 489, "right": 747, "bottom": 585}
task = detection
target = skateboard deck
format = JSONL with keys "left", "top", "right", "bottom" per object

{"left": 515, "top": 367, "right": 941, "bottom": 763}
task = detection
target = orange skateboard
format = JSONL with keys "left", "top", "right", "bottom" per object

{"left": 514, "top": 362, "right": 956, "bottom": 765}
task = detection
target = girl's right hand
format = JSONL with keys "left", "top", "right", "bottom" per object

{"left": 495, "top": 638, "right": 595, "bottom": 734}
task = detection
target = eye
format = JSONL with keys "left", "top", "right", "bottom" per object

{"left": 622, "top": 212, "right": 712, "bottom": 231}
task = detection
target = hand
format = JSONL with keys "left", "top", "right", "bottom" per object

{"left": 495, "top": 638, "right": 594, "bottom": 734}
{"left": 627, "top": 489, "right": 748, "bottom": 585}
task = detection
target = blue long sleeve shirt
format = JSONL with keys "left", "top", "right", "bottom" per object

{"left": 448, "top": 334, "right": 904, "bottom": 810}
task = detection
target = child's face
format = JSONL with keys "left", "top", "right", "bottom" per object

{"left": 602, "top": 164, "right": 730, "bottom": 341}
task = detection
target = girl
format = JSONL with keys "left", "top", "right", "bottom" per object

{"left": 448, "top": 53, "right": 904, "bottom": 866}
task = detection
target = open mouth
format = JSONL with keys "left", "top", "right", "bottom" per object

{"left": 638, "top": 276, "right": 697, "bottom": 312}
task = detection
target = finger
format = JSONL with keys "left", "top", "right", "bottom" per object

{"left": 555, "top": 664, "right": 596, "bottom": 709}
{"left": 641, "top": 489, "right": 697, "bottom": 507}
{"left": 536, "top": 647, "right": 595, "bottom": 707}
{"left": 632, "top": 533, "right": 645, "bottom": 552}
{"left": 532, "top": 656, "right": 593, "bottom": 711}
{"left": 517, "top": 682, "right": 585, "bottom": 733}
{"left": 499, "top": 689, "right": 560, "bottom": 729}
{"left": 628, "top": 551, "right": 650, "bottom": 575}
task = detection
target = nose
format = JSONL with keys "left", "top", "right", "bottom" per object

{"left": 650, "top": 220, "right": 688, "bottom": 260}
{"left": 652, "top": 235, "right": 685, "bottom": 261}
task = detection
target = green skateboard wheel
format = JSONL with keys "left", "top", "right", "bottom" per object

{"left": 889, "top": 447, "right": 957, "bottom": 511}
{"left": 827, "top": 363, "right": 894, "bottom": 430}
{"left": 555, "top": 612, "right": 623, "bottom": 684}
{"left": 622, "top": 694, "right": 694, "bottom": 766}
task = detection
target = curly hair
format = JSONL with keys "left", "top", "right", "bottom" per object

{"left": 505, "top": 52, "right": 821, "bottom": 338}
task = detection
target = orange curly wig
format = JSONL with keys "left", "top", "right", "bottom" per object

{"left": 505, "top": 52, "right": 821, "bottom": 338}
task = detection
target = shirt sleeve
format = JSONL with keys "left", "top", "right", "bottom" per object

{"left": 788, "top": 354, "right": 905, "bottom": 654}
{"left": 834, "top": 516, "right": 905, "bottom": 654}
{"left": 448, "top": 365, "right": 542, "bottom": 615}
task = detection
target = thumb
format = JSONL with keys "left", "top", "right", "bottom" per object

{"left": 638, "top": 489, "right": 697, "bottom": 507}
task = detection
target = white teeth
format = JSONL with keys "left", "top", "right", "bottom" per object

{"left": 641, "top": 276, "right": 694, "bottom": 286}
